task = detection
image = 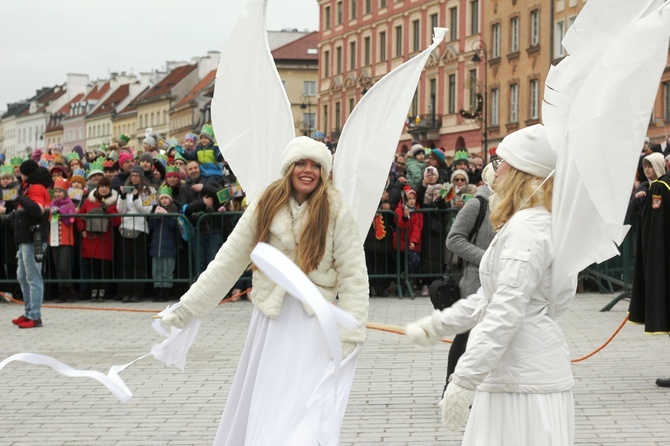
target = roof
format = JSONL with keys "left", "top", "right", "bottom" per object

{"left": 1, "top": 102, "right": 29, "bottom": 119}
{"left": 56, "top": 93, "right": 84, "bottom": 115}
{"left": 88, "top": 84, "right": 130, "bottom": 117}
{"left": 84, "top": 81, "right": 111, "bottom": 101}
{"left": 117, "top": 86, "right": 150, "bottom": 115}
{"left": 267, "top": 30, "right": 312, "bottom": 51}
{"left": 141, "top": 64, "right": 197, "bottom": 102}
{"left": 176, "top": 69, "right": 216, "bottom": 108}
{"left": 271, "top": 32, "right": 319, "bottom": 61}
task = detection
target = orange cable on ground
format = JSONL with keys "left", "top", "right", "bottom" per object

{"left": 1, "top": 290, "right": 627, "bottom": 363}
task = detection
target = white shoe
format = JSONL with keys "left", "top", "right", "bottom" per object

{"left": 421, "top": 285, "right": 429, "bottom": 297}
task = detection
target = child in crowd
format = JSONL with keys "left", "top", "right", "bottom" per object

{"left": 68, "top": 169, "right": 88, "bottom": 209}
{"left": 182, "top": 133, "right": 198, "bottom": 153}
{"left": 394, "top": 186, "right": 424, "bottom": 290}
{"left": 176, "top": 124, "right": 225, "bottom": 188}
{"left": 49, "top": 178, "right": 76, "bottom": 302}
{"left": 148, "top": 187, "right": 178, "bottom": 302}
{"left": 76, "top": 177, "right": 120, "bottom": 301}
{"left": 406, "top": 144, "right": 427, "bottom": 189}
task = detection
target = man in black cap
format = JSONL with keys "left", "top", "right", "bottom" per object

{"left": 11, "top": 160, "right": 51, "bottom": 328}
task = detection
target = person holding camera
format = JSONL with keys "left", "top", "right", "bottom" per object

{"left": 11, "top": 160, "right": 51, "bottom": 329}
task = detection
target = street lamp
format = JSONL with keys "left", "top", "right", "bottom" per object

{"left": 300, "top": 93, "right": 314, "bottom": 136}
{"left": 470, "top": 40, "right": 488, "bottom": 163}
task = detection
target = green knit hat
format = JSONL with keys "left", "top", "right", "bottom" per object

{"left": 200, "top": 124, "right": 215, "bottom": 142}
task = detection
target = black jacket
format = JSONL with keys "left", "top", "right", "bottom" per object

{"left": 178, "top": 176, "right": 224, "bottom": 234}
{"left": 14, "top": 167, "right": 51, "bottom": 245}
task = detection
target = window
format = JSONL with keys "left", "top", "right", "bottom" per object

{"left": 412, "top": 20, "right": 420, "bottom": 52}
{"left": 529, "top": 79, "right": 539, "bottom": 119}
{"left": 530, "top": 10, "right": 540, "bottom": 47}
{"left": 380, "top": 0, "right": 387, "bottom": 8}
{"left": 365, "top": 0, "right": 371, "bottom": 14}
{"left": 163, "top": 110, "right": 167, "bottom": 125}
{"left": 448, "top": 74, "right": 456, "bottom": 114}
{"left": 350, "top": 41, "right": 356, "bottom": 70}
{"left": 337, "top": 1, "right": 343, "bottom": 25}
{"left": 410, "top": 88, "right": 418, "bottom": 118}
{"left": 469, "top": 69, "right": 478, "bottom": 109}
{"left": 428, "top": 13, "right": 440, "bottom": 42}
{"left": 335, "top": 102, "right": 342, "bottom": 131}
{"left": 429, "top": 78, "right": 437, "bottom": 118}
{"left": 449, "top": 8, "right": 458, "bottom": 41}
{"left": 490, "top": 88, "right": 499, "bottom": 125}
{"left": 304, "top": 81, "right": 317, "bottom": 95}
{"left": 324, "top": 50, "right": 330, "bottom": 77}
{"left": 510, "top": 83, "right": 519, "bottom": 123}
{"left": 351, "top": 0, "right": 357, "bottom": 19}
{"left": 325, "top": 6, "right": 331, "bottom": 29}
{"left": 511, "top": 17, "right": 519, "bottom": 53}
{"left": 470, "top": 0, "right": 479, "bottom": 35}
{"left": 665, "top": 82, "right": 670, "bottom": 121}
{"left": 554, "top": 21, "right": 565, "bottom": 57}
{"left": 140, "top": 115, "right": 143, "bottom": 128}
{"left": 304, "top": 112, "right": 316, "bottom": 132}
{"left": 336, "top": 46, "right": 342, "bottom": 74}
{"left": 349, "top": 98, "right": 355, "bottom": 115}
{"left": 379, "top": 31, "right": 387, "bottom": 62}
{"left": 491, "top": 23, "right": 500, "bottom": 58}
{"left": 364, "top": 36, "right": 371, "bottom": 66}
{"left": 395, "top": 25, "right": 403, "bottom": 58}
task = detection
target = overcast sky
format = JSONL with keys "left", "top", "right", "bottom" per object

{"left": 0, "top": 0, "right": 319, "bottom": 113}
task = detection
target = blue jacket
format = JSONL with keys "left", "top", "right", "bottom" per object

{"left": 148, "top": 211, "right": 178, "bottom": 257}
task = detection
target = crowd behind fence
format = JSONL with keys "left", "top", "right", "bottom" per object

{"left": 0, "top": 208, "right": 637, "bottom": 302}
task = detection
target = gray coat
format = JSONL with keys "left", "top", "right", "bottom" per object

{"left": 445, "top": 185, "right": 495, "bottom": 297}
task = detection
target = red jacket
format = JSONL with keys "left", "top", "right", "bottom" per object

{"left": 393, "top": 201, "right": 423, "bottom": 252}
{"left": 76, "top": 190, "right": 120, "bottom": 260}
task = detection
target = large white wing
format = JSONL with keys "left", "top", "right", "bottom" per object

{"left": 212, "top": 0, "right": 295, "bottom": 203}
{"left": 544, "top": 0, "right": 670, "bottom": 313}
{"left": 333, "top": 28, "right": 448, "bottom": 242}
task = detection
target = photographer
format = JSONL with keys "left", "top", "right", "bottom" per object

{"left": 0, "top": 165, "right": 20, "bottom": 298}
{"left": 11, "top": 160, "right": 51, "bottom": 329}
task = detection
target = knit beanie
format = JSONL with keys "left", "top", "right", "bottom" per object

{"left": 200, "top": 124, "right": 215, "bottom": 143}
{"left": 70, "top": 169, "right": 87, "bottom": 187}
{"left": 143, "top": 135, "right": 157, "bottom": 149}
{"left": 410, "top": 144, "right": 425, "bottom": 156}
{"left": 424, "top": 166, "right": 438, "bottom": 180}
{"left": 20, "top": 160, "right": 39, "bottom": 177}
{"left": 118, "top": 152, "right": 133, "bottom": 167}
{"left": 450, "top": 169, "right": 470, "bottom": 184}
{"left": 496, "top": 124, "right": 556, "bottom": 178}
{"left": 430, "top": 148, "right": 445, "bottom": 164}
{"left": 184, "top": 133, "right": 198, "bottom": 143}
{"left": 130, "top": 165, "right": 144, "bottom": 175}
{"left": 481, "top": 163, "right": 495, "bottom": 190}
{"left": 139, "top": 152, "right": 153, "bottom": 163}
{"left": 30, "top": 149, "right": 43, "bottom": 162}
{"left": 280, "top": 136, "right": 333, "bottom": 176}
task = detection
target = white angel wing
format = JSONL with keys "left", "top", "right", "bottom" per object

{"left": 333, "top": 28, "right": 448, "bottom": 242}
{"left": 211, "top": 0, "right": 295, "bottom": 203}
{"left": 544, "top": 0, "right": 670, "bottom": 314}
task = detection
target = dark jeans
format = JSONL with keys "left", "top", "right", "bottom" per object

{"left": 444, "top": 331, "right": 470, "bottom": 394}
{"left": 118, "top": 233, "right": 148, "bottom": 297}
{"left": 192, "top": 231, "right": 223, "bottom": 276}
{"left": 84, "top": 257, "right": 112, "bottom": 292}
{"left": 50, "top": 245, "right": 72, "bottom": 291}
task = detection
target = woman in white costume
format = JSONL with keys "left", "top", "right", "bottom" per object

{"left": 162, "top": 136, "right": 369, "bottom": 446}
{"left": 406, "top": 124, "right": 575, "bottom": 446}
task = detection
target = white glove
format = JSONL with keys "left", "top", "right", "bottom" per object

{"left": 405, "top": 311, "right": 444, "bottom": 347}
{"left": 161, "top": 306, "right": 195, "bottom": 329}
{"left": 439, "top": 382, "right": 475, "bottom": 431}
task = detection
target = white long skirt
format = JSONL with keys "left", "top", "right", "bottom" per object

{"left": 461, "top": 390, "right": 574, "bottom": 446}
{"left": 214, "top": 295, "right": 359, "bottom": 446}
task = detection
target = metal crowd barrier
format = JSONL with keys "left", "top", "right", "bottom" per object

{"left": 0, "top": 208, "right": 637, "bottom": 303}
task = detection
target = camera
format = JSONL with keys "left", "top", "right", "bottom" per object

{"left": 31, "top": 225, "right": 44, "bottom": 263}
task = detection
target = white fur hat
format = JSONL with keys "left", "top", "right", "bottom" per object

{"left": 280, "top": 136, "right": 333, "bottom": 176}
{"left": 496, "top": 124, "right": 556, "bottom": 178}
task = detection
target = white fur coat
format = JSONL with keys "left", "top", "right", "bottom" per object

{"left": 180, "top": 186, "right": 370, "bottom": 344}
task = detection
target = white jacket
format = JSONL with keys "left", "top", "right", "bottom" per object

{"left": 435, "top": 206, "right": 574, "bottom": 393}
{"left": 180, "top": 186, "right": 370, "bottom": 344}
{"left": 116, "top": 189, "right": 155, "bottom": 234}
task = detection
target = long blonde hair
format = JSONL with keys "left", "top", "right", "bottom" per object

{"left": 254, "top": 164, "right": 331, "bottom": 273}
{"left": 490, "top": 167, "right": 553, "bottom": 230}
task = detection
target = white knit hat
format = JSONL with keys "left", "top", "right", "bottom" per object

{"left": 280, "top": 136, "right": 333, "bottom": 176}
{"left": 496, "top": 124, "right": 556, "bottom": 178}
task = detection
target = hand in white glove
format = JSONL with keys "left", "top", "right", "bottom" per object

{"left": 405, "top": 311, "right": 444, "bottom": 347}
{"left": 161, "top": 305, "right": 195, "bottom": 329}
{"left": 439, "top": 382, "right": 475, "bottom": 431}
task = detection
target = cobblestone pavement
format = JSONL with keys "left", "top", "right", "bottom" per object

{"left": 0, "top": 292, "right": 669, "bottom": 445}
